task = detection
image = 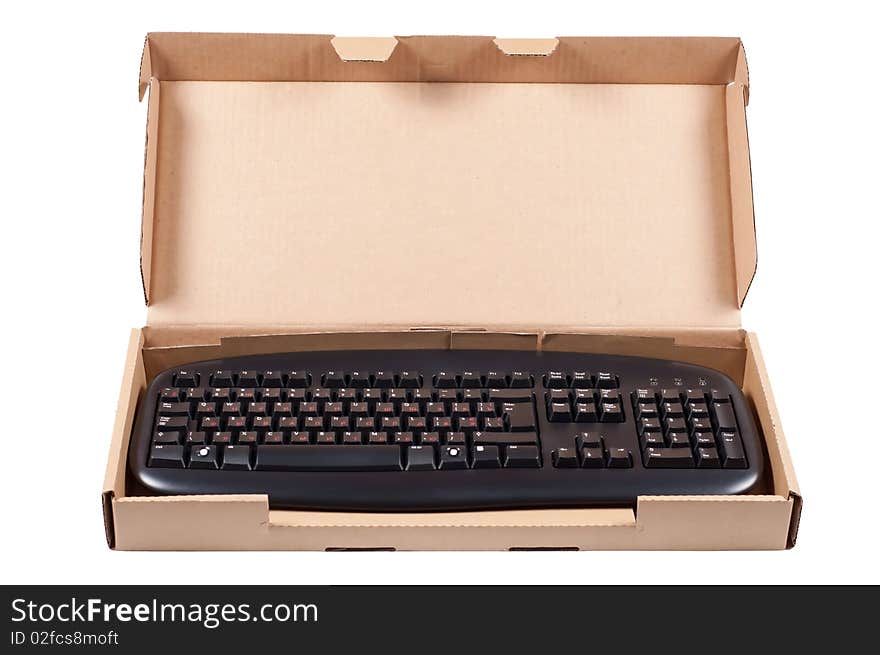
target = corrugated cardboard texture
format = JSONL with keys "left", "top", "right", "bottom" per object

{"left": 146, "top": 80, "right": 740, "bottom": 329}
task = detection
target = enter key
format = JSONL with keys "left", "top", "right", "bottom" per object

{"left": 502, "top": 402, "right": 536, "bottom": 432}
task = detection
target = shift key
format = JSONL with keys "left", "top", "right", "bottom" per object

{"left": 501, "top": 402, "right": 536, "bottom": 431}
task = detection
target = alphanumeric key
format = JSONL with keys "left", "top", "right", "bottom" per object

{"left": 692, "top": 431, "right": 716, "bottom": 448}
{"left": 426, "top": 402, "right": 445, "bottom": 417}
{"left": 235, "top": 388, "right": 257, "bottom": 403}
{"left": 211, "top": 431, "right": 232, "bottom": 444}
{"left": 288, "top": 431, "right": 310, "bottom": 444}
{"left": 486, "top": 371, "right": 508, "bottom": 388}
{"left": 394, "top": 431, "right": 415, "bottom": 445}
{"left": 472, "top": 444, "right": 501, "bottom": 468}
{"left": 387, "top": 389, "right": 409, "bottom": 405}
{"left": 286, "top": 371, "right": 310, "bottom": 388}
{"left": 368, "top": 431, "right": 388, "bottom": 445}
{"left": 287, "top": 389, "right": 307, "bottom": 407}
{"left": 277, "top": 416, "right": 298, "bottom": 431}
{"left": 483, "top": 416, "right": 504, "bottom": 432}
{"left": 668, "top": 433, "right": 691, "bottom": 448}
{"left": 312, "top": 388, "right": 333, "bottom": 406}
{"left": 661, "top": 401, "right": 685, "bottom": 418}
{"left": 226, "top": 416, "right": 247, "bottom": 431}
{"left": 406, "top": 416, "right": 427, "bottom": 433}
{"left": 665, "top": 418, "right": 687, "bottom": 434}
{"left": 200, "top": 416, "right": 221, "bottom": 432}
{"left": 451, "top": 402, "right": 471, "bottom": 418}
{"left": 251, "top": 416, "right": 272, "bottom": 431}
{"left": 696, "top": 447, "right": 721, "bottom": 468}
{"left": 599, "top": 402, "right": 623, "bottom": 422}
{"left": 356, "top": 416, "right": 376, "bottom": 431}
{"left": 324, "top": 402, "right": 344, "bottom": 417}
{"left": 246, "top": 402, "right": 267, "bottom": 416}
{"left": 461, "top": 389, "right": 485, "bottom": 405}
{"left": 160, "top": 387, "right": 184, "bottom": 402}
{"left": 595, "top": 372, "right": 618, "bottom": 389}
{"left": 544, "top": 371, "right": 568, "bottom": 388}
{"left": 571, "top": 371, "right": 592, "bottom": 388}
{"left": 210, "top": 388, "right": 233, "bottom": 402}
{"left": 434, "top": 371, "right": 458, "bottom": 388}
{"left": 349, "top": 401, "right": 369, "bottom": 418}
{"left": 432, "top": 417, "right": 453, "bottom": 433}
{"left": 375, "top": 402, "right": 395, "bottom": 418}
{"left": 460, "top": 372, "right": 483, "bottom": 388}
{"left": 399, "top": 402, "right": 420, "bottom": 417}
{"left": 348, "top": 371, "right": 370, "bottom": 388}
{"left": 446, "top": 431, "right": 466, "bottom": 445}
{"left": 398, "top": 371, "right": 422, "bottom": 389}
{"left": 322, "top": 371, "right": 346, "bottom": 388}
{"left": 435, "top": 389, "right": 458, "bottom": 406}
{"left": 188, "top": 445, "right": 219, "bottom": 469}
{"left": 336, "top": 388, "right": 358, "bottom": 407}
{"left": 183, "top": 387, "right": 206, "bottom": 401}
{"left": 419, "top": 431, "right": 440, "bottom": 445}
{"left": 262, "top": 371, "right": 283, "bottom": 388}
{"left": 343, "top": 431, "right": 363, "bottom": 445}
{"left": 272, "top": 402, "right": 293, "bottom": 417}
{"left": 372, "top": 371, "right": 395, "bottom": 388}
{"left": 236, "top": 431, "right": 258, "bottom": 444}
{"left": 154, "top": 431, "right": 181, "bottom": 445}
{"left": 159, "top": 402, "right": 190, "bottom": 417}
{"left": 381, "top": 416, "right": 401, "bottom": 432}
{"left": 238, "top": 371, "right": 259, "bottom": 388}
{"left": 412, "top": 389, "right": 432, "bottom": 408}
{"left": 195, "top": 401, "right": 216, "bottom": 417}
{"left": 315, "top": 431, "right": 337, "bottom": 444}
{"left": 329, "top": 416, "right": 350, "bottom": 430}
{"left": 173, "top": 370, "right": 199, "bottom": 388}
{"left": 303, "top": 416, "right": 324, "bottom": 431}
{"left": 299, "top": 402, "right": 319, "bottom": 417}
{"left": 261, "top": 388, "right": 283, "bottom": 404}
{"left": 362, "top": 388, "right": 383, "bottom": 407}
{"left": 184, "top": 431, "right": 207, "bottom": 445}
{"left": 456, "top": 416, "right": 477, "bottom": 432}
{"left": 476, "top": 402, "right": 496, "bottom": 418}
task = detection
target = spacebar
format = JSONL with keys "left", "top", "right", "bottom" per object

{"left": 255, "top": 445, "right": 403, "bottom": 471}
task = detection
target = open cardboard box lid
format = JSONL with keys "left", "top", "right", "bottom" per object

{"left": 138, "top": 34, "right": 756, "bottom": 333}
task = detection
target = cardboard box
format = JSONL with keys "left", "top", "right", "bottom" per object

{"left": 103, "top": 33, "right": 801, "bottom": 550}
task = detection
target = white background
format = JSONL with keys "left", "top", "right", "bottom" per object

{"left": 1, "top": 0, "right": 877, "bottom": 585}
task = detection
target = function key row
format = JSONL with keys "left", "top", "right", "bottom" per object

{"left": 177, "top": 370, "right": 426, "bottom": 390}
{"left": 433, "top": 371, "right": 533, "bottom": 389}
{"left": 543, "top": 371, "right": 619, "bottom": 389}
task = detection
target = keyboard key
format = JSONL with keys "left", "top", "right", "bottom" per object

{"left": 574, "top": 402, "right": 598, "bottom": 422}
{"left": 576, "top": 432, "right": 602, "bottom": 448}
{"left": 635, "top": 401, "right": 659, "bottom": 418}
{"left": 156, "top": 416, "right": 188, "bottom": 432}
{"left": 238, "top": 371, "right": 259, "bottom": 388}
{"left": 235, "top": 431, "right": 257, "bottom": 444}
{"left": 548, "top": 402, "right": 572, "bottom": 422}
{"left": 639, "top": 417, "right": 662, "bottom": 435}
{"left": 668, "top": 433, "right": 691, "bottom": 448}
{"left": 605, "top": 447, "right": 632, "bottom": 468}
{"left": 718, "top": 430, "right": 747, "bottom": 468}
{"left": 398, "top": 371, "right": 422, "bottom": 389}
{"left": 580, "top": 447, "right": 604, "bottom": 468}
{"left": 406, "top": 445, "right": 436, "bottom": 471}
{"left": 472, "top": 444, "right": 501, "bottom": 468}
{"left": 148, "top": 444, "right": 185, "bottom": 468}
{"left": 153, "top": 431, "right": 181, "bottom": 445}
{"left": 211, "top": 430, "right": 232, "bottom": 444}
{"left": 661, "top": 402, "right": 685, "bottom": 418}
{"left": 189, "top": 445, "right": 219, "bottom": 469}
{"left": 544, "top": 371, "right": 568, "bottom": 388}
{"left": 255, "top": 445, "right": 403, "bottom": 471}
{"left": 599, "top": 402, "right": 623, "bottom": 422}
{"left": 446, "top": 432, "right": 467, "bottom": 445}
{"left": 489, "top": 388, "right": 532, "bottom": 402}
{"left": 322, "top": 371, "right": 346, "bottom": 388}
{"left": 552, "top": 447, "right": 578, "bottom": 468}
{"left": 482, "top": 416, "right": 505, "bottom": 431}
{"left": 502, "top": 402, "right": 536, "bottom": 431}
{"left": 473, "top": 431, "right": 538, "bottom": 445}
{"left": 286, "top": 371, "right": 310, "bottom": 388}
{"left": 460, "top": 372, "right": 483, "bottom": 388}
{"left": 348, "top": 371, "right": 370, "bottom": 388}
{"left": 420, "top": 432, "right": 441, "bottom": 445}
{"left": 595, "top": 372, "right": 618, "bottom": 388}
{"left": 632, "top": 388, "right": 656, "bottom": 403}
{"left": 571, "top": 371, "right": 592, "bottom": 388}
{"left": 508, "top": 371, "right": 533, "bottom": 388}
{"left": 434, "top": 371, "right": 458, "bottom": 388}
{"left": 486, "top": 371, "right": 508, "bottom": 387}
{"left": 173, "top": 370, "right": 199, "bottom": 387}
{"left": 503, "top": 445, "right": 540, "bottom": 468}
{"left": 438, "top": 445, "right": 469, "bottom": 470}
{"left": 262, "top": 371, "right": 284, "bottom": 388}
{"left": 394, "top": 431, "right": 415, "bottom": 445}
{"left": 221, "top": 445, "right": 252, "bottom": 470}
{"left": 695, "top": 447, "right": 721, "bottom": 468}
{"left": 368, "top": 431, "right": 388, "bottom": 444}
{"left": 342, "top": 431, "right": 363, "bottom": 445}
{"left": 644, "top": 448, "right": 695, "bottom": 468}
{"left": 692, "top": 431, "right": 716, "bottom": 448}
{"left": 713, "top": 403, "right": 738, "bottom": 430}
{"left": 372, "top": 371, "right": 395, "bottom": 388}
{"left": 640, "top": 432, "right": 665, "bottom": 448}
{"left": 159, "top": 402, "right": 190, "bottom": 417}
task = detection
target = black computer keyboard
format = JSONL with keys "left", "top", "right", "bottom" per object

{"left": 129, "top": 350, "right": 764, "bottom": 510}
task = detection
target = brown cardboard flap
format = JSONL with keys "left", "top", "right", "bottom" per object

{"left": 138, "top": 34, "right": 755, "bottom": 331}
